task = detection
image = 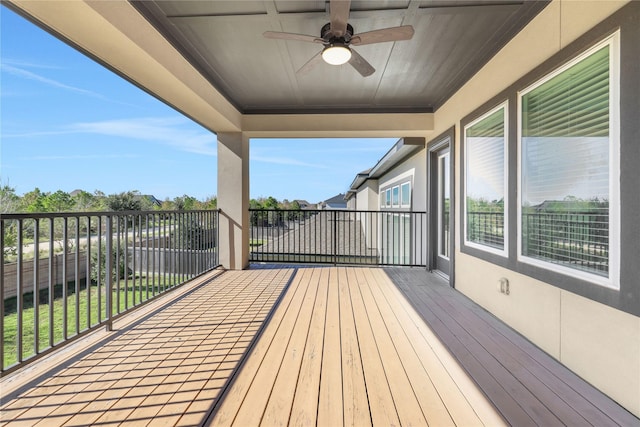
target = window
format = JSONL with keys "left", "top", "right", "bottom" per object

{"left": 464, "top": 103, "right": 508, "bottom": 256}
{"left": 518, "top": 34, "right": 619, "bottom": 288}
{"left": 385, "top": 188, "right": 391, "bottom": 207}
{"left": 400, "top": 182, "right": 411, "bottom": 208}
{"left": 392, "top": 186, "right": 400, "bottom": 207}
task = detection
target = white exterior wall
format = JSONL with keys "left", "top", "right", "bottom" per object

{"left": 430, "top": 0, "right": 639, "bottom": 416}
{"left": 377, "top": 150, "right": 427, "bottom": 212}
{"left": 354, "top": 180, "right": 379, "bottom": 211}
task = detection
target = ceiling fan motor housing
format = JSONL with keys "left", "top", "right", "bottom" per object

{"left": 321, "top": 22, "right": 354, "bottom": 43}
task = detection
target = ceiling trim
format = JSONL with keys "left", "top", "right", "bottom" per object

{"left": 242, "top": 113, "right": 434, "bottom": 138}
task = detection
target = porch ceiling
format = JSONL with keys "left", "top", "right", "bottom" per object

{"left": 6, "top": 0, "right": 549, "bottom": 136}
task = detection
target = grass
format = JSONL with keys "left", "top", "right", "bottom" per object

{"left": 2, "top": 273, "right": 181, "bottom": 370}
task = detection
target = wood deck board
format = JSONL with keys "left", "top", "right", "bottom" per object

{"left": 386, "top": 267, "right": 639, "bottom": 427}
{"left": 209, "top": 266, "right": 503, "bottom": 426}
{"left": 0, "top": 268, "right": 293, "bottom": 427}
{"left": 340, "top": 268, "right": 371, "bottom": 427}
{"left": 316, "top": 267, "right": 343, "bottom": 427}
{"left": 289, "top": 268, "right": 327, "bottom": 426}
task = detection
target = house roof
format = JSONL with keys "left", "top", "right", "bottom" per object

{"left": 323, "top": 193, "right": 348, "bottom": 205}
{"left": 348, "top": 136, "right": 425, "bottom": 192}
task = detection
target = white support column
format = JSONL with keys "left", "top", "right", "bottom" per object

{"left": 217, "top": 132, "right": 250, "bottom": 270}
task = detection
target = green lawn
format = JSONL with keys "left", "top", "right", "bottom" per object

{"left": 2, "top": 274, "right": 180, "bottom": 369}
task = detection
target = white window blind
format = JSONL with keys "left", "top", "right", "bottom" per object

{"left": 520, "top": 42, "right": 613, "bottom": 280}
{"left": 464, "top": 105, "right": 507, "bottom": 253}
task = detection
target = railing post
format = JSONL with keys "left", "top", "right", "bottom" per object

{"left": 0, "top": 219, "right": 5, "bottom": 371}
{"left": 333, "top": 210, "right": 338, "bottom": 265}
{"left": 105, "top": 215, "right": 113, "bottom": 332}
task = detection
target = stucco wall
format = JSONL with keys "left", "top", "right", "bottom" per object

{"left": 432, "top": 0, "right": 639, "bottom": 416}
{"left": 355, "top": 180, "right": 379, "bottom": 211}
{"left": 377, "top": 150, "right": 427, "bottom": 212}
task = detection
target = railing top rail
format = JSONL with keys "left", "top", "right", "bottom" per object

{"left": 0, "top": 209, "right": 220, "bottom": 220}
{"left": 249, "top": 208, "right": 427, "bottom": 214}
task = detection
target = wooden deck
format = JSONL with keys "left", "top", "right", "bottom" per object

{"left": 387, "top": 267, "right": 640, "bottom": 427}
{"left": 3, "top": 265, "right": 635, "bottom": 426}
{"left": 207, "top": 266, "right": 503, "bottom": 426}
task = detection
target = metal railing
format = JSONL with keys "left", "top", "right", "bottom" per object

{"left": 466, "top": 211, "right": 505, "bottom": 249}
{"left": 1, "top": 209, "right": 219, "bottom": 375}
{"left": 522, "top": 211, "right": 608, "bottom": 275}
{"left": 467, "top": 210, "right": 609, "bottom": 275}
{"left": 249, "top": 209, "right": 427, "bottom": 267}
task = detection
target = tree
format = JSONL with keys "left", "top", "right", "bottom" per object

{"left": 72, "top": 190, "right": 97, "bottom": 211}
{"left": 19, "top": 188, "right": 47, "bottom": 213}
{"left": 43, "top": 190, "right": 74, "bottom": 212}
{"left": 173, "top": 195, "right": 197, "bottom": 211}
{"left": 0, "top": 183, "right": 20, "bottom": 214}
{"left": 1, "top": 183, "right": 19, "bottom": 259}
{"left": 201, "top": 195, "right": 217, "bottom": 210}
{"left": 106, "top": 192, "right": 142, "bottom": 212}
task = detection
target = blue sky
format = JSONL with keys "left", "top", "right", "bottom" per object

{"left": 0, "top": 6, "right": 396, "bottom": 204}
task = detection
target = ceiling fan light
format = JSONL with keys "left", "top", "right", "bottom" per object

{"left": 322, "top": 45, "right": 351, "bottom": 65}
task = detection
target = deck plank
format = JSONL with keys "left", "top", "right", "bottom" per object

{"left": 345, "top": 269, "right": 401, "bottom": 426}
{"left": 316, "top": 267, "right": 344, "bottom": 427}
{"left": 260, "top": 268, "right": 320, "bottom": 426}
{"left": 355, "top": 268, "right": 428, "bottom": 426}
{"left": 341, "top": 268, "right": 371, "bottom": 427}
{"left": 288, "top": 268, "right": 328, "bottom": 426}
{"left": 370, "top": 269, "right": 505, "bottom": 427}
{"left": 212, "top": 268, "right": 312, "bottom": 427}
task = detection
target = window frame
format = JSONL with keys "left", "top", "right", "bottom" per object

{"left": 516, "top": 32, "right": 620, "bottom": 290}
{"left": 463, "top": 101, "right": 509, "bottom": 258}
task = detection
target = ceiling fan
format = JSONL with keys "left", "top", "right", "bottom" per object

{"left": 263, "top": 0, "right": 414, "bottom": 77}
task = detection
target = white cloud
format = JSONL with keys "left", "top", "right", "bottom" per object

{"left": 27, "top": 154, "right": 140, "bottom": 161}
{"left": 68, "top": 117, "right": 217, "bottom": 156}
{"left": 1, "top": 63, "right": 101, "bottom": 97}
{"left": 251, "top": 155, "right": 327, "bottom": 168}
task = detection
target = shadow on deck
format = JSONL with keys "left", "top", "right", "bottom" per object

{"left": 387, "top": 267, "right": 639, "bottom": 427}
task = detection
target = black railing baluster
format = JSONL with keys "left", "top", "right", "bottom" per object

{"left": 105, "top": 215, "right": 113, "bottom": 332}
{"left": 16, "top": 220, "right": 23, "bottom": 363}
{"left": 33, "top": 219, "right": 40, "bottom": 356}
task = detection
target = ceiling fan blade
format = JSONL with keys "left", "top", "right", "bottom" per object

{"left": 330, "top": 0, "right": 351, "bottom": 37}
{"left": 297, "top": 52, "right": 324, "bottom": 75}
{"left": 263, "top": 31, "right": 324, "bottom": 44}
{"left": 348, "top": 49, "right": 375, "bottom": 77}
{"left": 351, "top": 25, "right": 415, "bottom": 46}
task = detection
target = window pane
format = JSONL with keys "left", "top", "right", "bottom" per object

{"left": 465, "top": 106, "right": 506, "bottom": 251}
{"left": 401, "top": 182, "right": 411, "bottom": 206}
{"left": 521, "top": 45, "right": 610, "bottom": 277}
{"left": 392, "top": 186, "right": 399, "bottom": 207}
{"left": 439, "top": 153, "right": 450, "bottom": 259}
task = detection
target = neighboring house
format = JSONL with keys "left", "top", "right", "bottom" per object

{"left": 133, "top": 194, "right": 162, "bottom": 208}
{"left": 293, "top": 199, "right": 315, "bottom": 210}
{"left": 318, "top": 193, "right": 347, "bottom": 210}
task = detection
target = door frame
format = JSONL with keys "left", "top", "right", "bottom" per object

{"left": 427, "top": 127, "right": 456, "bottom": 287}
